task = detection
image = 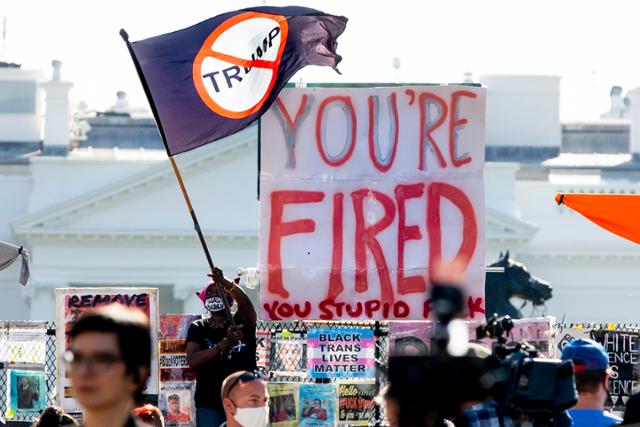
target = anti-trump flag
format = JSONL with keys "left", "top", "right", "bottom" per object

{"left": 122, "top": 6, "right": 347, "bottom": 156}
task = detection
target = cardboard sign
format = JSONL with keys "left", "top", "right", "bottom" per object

{"left": 55, "top": 288, "right": 159, "bottom": 413}
{"left": 307, "top": 327, "right": 375, "bottom": 378}
{"left": 259, "top": 86, "right": 486, "bottom": 320}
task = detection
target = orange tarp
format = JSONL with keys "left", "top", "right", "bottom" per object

{"left": 555, "top": 192, "right": 640, "bottom": 244}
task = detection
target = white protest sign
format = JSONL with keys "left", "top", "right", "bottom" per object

{"left": 259, "top": 86, "right": 486, "bottom": 320}
{"left": 55, "top": 288, "right": 159, "bottom": 413}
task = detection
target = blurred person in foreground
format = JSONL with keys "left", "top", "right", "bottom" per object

{"left": 220, "top": 370, "right": 269, "bottom": 427}
{"left": 453, "top": 343, "right": 511, "bottom": 427}
{"left": 561, "top": 338, "right": 622, "bottom": 426}
{"left": 31, "top": 405, "right": 78, "bottom": 427}
{"left": 132, "top": 404, "right": 164, "bottom": 427}
{"left": 187, "top": 268, "right": 257, "bottom": 427}
{"left": 622, "top": 388, "right": 640, "bottom": 425}
{"left": 65, "top": 304, "right": 152, "bottom": 427}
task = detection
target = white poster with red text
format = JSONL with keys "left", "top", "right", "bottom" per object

{"left": 259, "top": 86, "right": 486, "bottom": 320}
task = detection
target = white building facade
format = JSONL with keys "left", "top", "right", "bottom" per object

{"left": 0, "top": 61, "right": 639, "bottom": 323}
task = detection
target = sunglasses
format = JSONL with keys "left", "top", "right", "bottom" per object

{"left": 225, "top": 370, "right": 267, "bottom": 397}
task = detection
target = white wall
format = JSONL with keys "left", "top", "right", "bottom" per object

{"left": 0, "top": 173, "right": 32, "bottom": 319}
{"left": 480, "top": 75, "right": 561, "bottom": 147}
{"left": 0, "top": 68, "right": 44, "bottom": 142}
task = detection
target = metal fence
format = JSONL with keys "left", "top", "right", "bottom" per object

{"left": 1, "top": 320, "right": 389, "bottom": 426}
{"left": 0, "top": 321, "right": 57, "bottom": 425}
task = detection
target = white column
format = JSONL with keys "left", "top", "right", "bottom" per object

{"left": 485, "top": 162, "right": 521, "bottom": 217}
{"left": 25, "top": 286, "right": 56, "bottom": 320}
{"left": 628, "top": 88, "right": 640, "bottom": 157}
{"left": 40, "top": 60, "right": 73, "bottom": 156}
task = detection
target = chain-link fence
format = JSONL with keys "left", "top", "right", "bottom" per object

{"left": 1, "top": 320, "right": 389, "bottom": 426}
{"left": 0, "top": 321, "right": 57, "bottom": 425}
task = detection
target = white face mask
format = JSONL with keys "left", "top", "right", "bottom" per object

{"left": 233, "top": 405, "right": 269, "bottom": 427}
{"left": 204, "top": 296, "right": 225, "bottom": 312}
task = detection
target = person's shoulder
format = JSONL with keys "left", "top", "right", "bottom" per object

{"left": 602, "top": 410, "right": 623, "bottom": 423}
{"left": 189, "top": 318, "right": 207, "bottom": 329}
{"left": 568, "top": 409, "right": 622, "bottom": 425}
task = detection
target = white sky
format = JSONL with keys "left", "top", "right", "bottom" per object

{"left": 3, "top": 0, "right": 640, "bottom": 120}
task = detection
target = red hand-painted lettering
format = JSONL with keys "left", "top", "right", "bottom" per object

{"left": 395, "top": 183, "right": 426, "bottom": 295}
{"left": 352, "top": 189, "right": 396, "bottom": 302}
{"left": 268, "top": 190, "right": 324, "bottom": 298}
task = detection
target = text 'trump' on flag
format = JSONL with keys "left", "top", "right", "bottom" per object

{"left": 122, "top": 6, "right": 347, "bottom": 156}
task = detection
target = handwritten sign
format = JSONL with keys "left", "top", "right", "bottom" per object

{"left": 594, "top": 331, "right": 640, "bottom": 411}
{"left": 259, "top": 86, "right": 486, "bottom": 320}
{"left": 307, "top": 327, "right": 375, "bottom": 379}
{"left": 55, "top": 288, "right": 159, "bottom": 413}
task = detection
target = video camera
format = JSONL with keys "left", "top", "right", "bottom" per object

{"left": 388, "top": 284, "right": 578, "bottom": 427}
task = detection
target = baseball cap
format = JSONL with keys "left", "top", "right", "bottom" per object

{"left": 561, "top": 338, "right": 609, "bottom": 372}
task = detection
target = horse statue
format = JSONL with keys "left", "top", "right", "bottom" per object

{"left": 485, "top": 251, "right": 553, "bottom": 320}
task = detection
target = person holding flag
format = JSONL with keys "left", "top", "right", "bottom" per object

{"left": 122, "top": 2, "right": 346, "bottom": 328}
{"left": 123, "top": 8, "right": 346, "bottom": 424}
{"left": 186, "top": 267, "right": 257, "bottom": 427}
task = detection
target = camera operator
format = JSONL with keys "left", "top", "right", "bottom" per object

{"left": 388, "top": 260, "right": 577, "bottom": 427}
{"left": 561, "top": 339, "right": 622, "bottom": 426}
{"left": 453, "top": 343, "right": 511, "bottom": 427}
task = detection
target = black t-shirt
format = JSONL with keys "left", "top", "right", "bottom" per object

{"left": 186, "top": 314, "right": 257, "bottom": 409}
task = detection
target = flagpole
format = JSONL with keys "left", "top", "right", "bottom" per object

{"left": 119, "top": 29, "right": 235, "bottom": 325}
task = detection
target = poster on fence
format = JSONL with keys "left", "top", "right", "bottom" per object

{"left": 160, "top": 314, "right": 199, "bottom": 382}
{"left": 158, "top": 381, "right": 196, "bottom": 427}
{"left": 259, "top": 86, "right": 487, "bottom": 321}
{"left": 299, "top": 383, "right": 337, "bottom": 427}
{"left": 551, "top": 324, "right": 592, "bottom": 358}
{"left": 269, "top": 383, "right": 299, "bottom": 426}
{"left": 389, "top": 317, "right": 553, "bottom": 356}
{"left": 592, "top": 330, "right": 640, "bottom": 412}
{"left": 256, "top": 330, "right": 272, "bottom": 376}
{"left": 307, "top": 327, "right": 375, "bottom": 379}
{"left": 55, "top": 287, "right": 159, "bottom": 413}
{"left": 270, "top": 334, "right": 307, "bottom": 376}
{"left": 1, "top": 321, "right": 47, "bottom": 365}
{"left": 337, "top": 382, "right": 377, "bottom": 425}
{"left": 6, "top": 369, "right": 47, "bottom": 418}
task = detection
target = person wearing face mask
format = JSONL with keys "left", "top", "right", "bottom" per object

{"left": 186, "top": 268, "right": 257, "bottom": 427}
{"left": 220, "top": 371, "right": 269, "bottom": 427}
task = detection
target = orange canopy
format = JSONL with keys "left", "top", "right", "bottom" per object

{"left": 555, "top": 192, "right": 640, "bottom": 244}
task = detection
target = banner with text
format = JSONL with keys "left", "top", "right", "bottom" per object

{"left": 259, "top": 86, "right": 486, "bottom": 320}
{"left": 159, "top": 314, "right": 200, "bottom": 382}
{"left": 55, "top": 288, "right": 159, "bottom": 413}
{"left": 307, "top": 327, "right": 375, "bottom": 379}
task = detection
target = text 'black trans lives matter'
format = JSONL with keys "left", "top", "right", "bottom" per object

{"left": 122, "top": 6, "right": 347, "bottom": 155}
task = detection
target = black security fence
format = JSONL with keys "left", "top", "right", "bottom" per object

{"left": 0, "top": 320, "right": 390, "bottom": 426}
